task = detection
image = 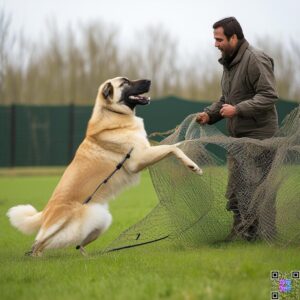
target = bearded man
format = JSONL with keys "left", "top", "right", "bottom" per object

{"left": 196, "top": 17, "right": 278, "bottom": 241}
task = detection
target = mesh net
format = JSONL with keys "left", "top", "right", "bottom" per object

{"left": 102, "top": 105, "right": 300, "bottom": 252}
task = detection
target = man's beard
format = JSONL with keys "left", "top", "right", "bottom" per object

{"left": 220, "top": 38, "right": 246, "bottom": 64}
{"left": 220, "top": 46, "right": 234, "bottom": 60}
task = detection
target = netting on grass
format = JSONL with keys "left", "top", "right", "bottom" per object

{"left": 102, "top": 106, "right": 300, "bottom": 252}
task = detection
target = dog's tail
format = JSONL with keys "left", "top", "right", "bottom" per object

{"left": 7, "top": 205, "right": 43, "bottom": 235}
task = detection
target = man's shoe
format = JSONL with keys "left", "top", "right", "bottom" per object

{"left": 242, "top": 231, "right": 258, "bottom": 242}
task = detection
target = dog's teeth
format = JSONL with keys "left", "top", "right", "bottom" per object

{"left": 129, "top": 95, "right": 150, "bottom": 101}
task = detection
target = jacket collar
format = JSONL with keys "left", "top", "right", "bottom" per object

{"left": 219, "top": 39, "right": 249, "bottom": 69}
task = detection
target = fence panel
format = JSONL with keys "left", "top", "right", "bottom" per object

{"left": 14, "top": 106, "right": 71, "bottom": 166}
{"left": 71, "top": 106, "right": 93, "bottom": 159}
{"left": 0, "top": 106, "right": 12, "bottom": 167}
{"left": 0, "top": 99, "right": 298, "bottom": 167}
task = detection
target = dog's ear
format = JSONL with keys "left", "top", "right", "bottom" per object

{"left": 102, "top": 82, "right": 113, "bottom": 100}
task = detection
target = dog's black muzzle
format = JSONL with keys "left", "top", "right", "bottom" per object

{"left": 122, "top": 79, "right": 151, "bottom": 109}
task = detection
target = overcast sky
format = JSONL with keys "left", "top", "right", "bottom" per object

{"left": 1, "top": 0, "right": 299, "bottom": 55}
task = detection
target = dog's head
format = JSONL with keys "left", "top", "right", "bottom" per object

{"left": 98, "top": 77, "right": 151, "bottom": 114}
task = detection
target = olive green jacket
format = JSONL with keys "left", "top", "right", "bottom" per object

{"left": 205, "top": 40, "right": 278, "bottom": 139}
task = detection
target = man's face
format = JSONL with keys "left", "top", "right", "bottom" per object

{"left": 214, "top": 27, "right": 237, "bottom": 57}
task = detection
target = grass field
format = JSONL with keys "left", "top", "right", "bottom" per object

{"left": 1, "top": 169, "right": 300, "bottom": 300}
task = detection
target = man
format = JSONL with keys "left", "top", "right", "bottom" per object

{"left": 196, "top": 17, "right": 278, "bottom": 241}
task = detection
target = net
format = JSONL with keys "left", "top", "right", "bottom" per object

{"left": 102, "top": 106, "right": 300, "bottom": 252}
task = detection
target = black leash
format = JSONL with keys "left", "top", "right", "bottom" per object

{"left": 83, "top": 148, "right": 134, "bottom": 204}
{"left": 105, "top": 235, "right": 170, "bottom": 253}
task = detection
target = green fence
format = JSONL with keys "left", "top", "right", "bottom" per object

{"left": 0, "top": 98, "right": 297, "bottom": 167}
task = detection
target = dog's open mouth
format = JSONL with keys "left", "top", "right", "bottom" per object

{"left": 128, "top": 95, "right": 151, "bottom": 105}
{"left": 121, "top": 79, "right": 151, "bottom": 109}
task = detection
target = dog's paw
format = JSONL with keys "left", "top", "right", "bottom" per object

{"left": 195, "top": 167, "right": 203, "bottom": 175}
{"left": 25, "top": 250, "right": 42, "bottom": 257}
{"left": 24, "top": 250, "right": 33, "bottom": 256}
{"left": 188, "top": 164, "right": 203, "bottom": 175}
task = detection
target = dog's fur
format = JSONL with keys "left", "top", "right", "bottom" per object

{"left": 7, "top": 77, "right": 202, "bottom": 256}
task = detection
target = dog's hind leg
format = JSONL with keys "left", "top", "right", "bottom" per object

{"left": 25, "top": 238, "right": 50, "bottom": 257}
{"left": 25, "top": 218, "right": 70, "bottom": 257}
{"left": 76, "top": 229, "right": 101, "bottom": 256}
{"left": 76, "top": 203, "right": 112, "bottom": 256}
{"left": 26, "top": 241, "right": 46, "bottom": 257}
{"left": 25, "top": 204, "right": 111, "bottom": 256}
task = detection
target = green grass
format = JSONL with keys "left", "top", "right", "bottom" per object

{"left": 0, "top": 170, "right": 300, "bottom": 300}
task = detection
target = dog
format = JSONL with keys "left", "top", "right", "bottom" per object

{"left": 7, "top": 77, "right": 202, "bottom": 256}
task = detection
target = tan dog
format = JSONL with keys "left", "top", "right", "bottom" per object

{"left": 7, "top": 77, "right": 202, "bottom": 256}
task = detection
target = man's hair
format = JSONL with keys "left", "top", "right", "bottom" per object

{"left": 213, "top": 17, "right": 244, "bottom": 40}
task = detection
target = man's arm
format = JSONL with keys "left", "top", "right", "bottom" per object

{"left": 196, "top": 95, "right": 225, "bottom": 124}
{"left": 235, "top": 54, "right": 278, "bottom": 117}
{"left": 202, "top": 95, "right": 225, "bottom": 124}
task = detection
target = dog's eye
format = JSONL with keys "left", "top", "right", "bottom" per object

{"left": 120, "top": 79, "right": 130, "bottom": 87}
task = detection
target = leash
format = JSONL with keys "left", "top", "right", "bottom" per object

{"left": 83, "top": 148, "right": 134, "bottom": 204}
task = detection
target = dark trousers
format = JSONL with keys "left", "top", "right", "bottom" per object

{"left": 226, "top": 148, "right": 277, "bottom": 241}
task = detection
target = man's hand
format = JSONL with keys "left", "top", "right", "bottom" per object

{"left": 196, "top": 112, "right": 210, "bottom": 124}
{"left": 220, "top": 104, "right": 237, "bottom": 118}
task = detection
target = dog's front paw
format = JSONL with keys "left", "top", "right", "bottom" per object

{"left": 188, "top": 164, "right": 203, "bottom": 175}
